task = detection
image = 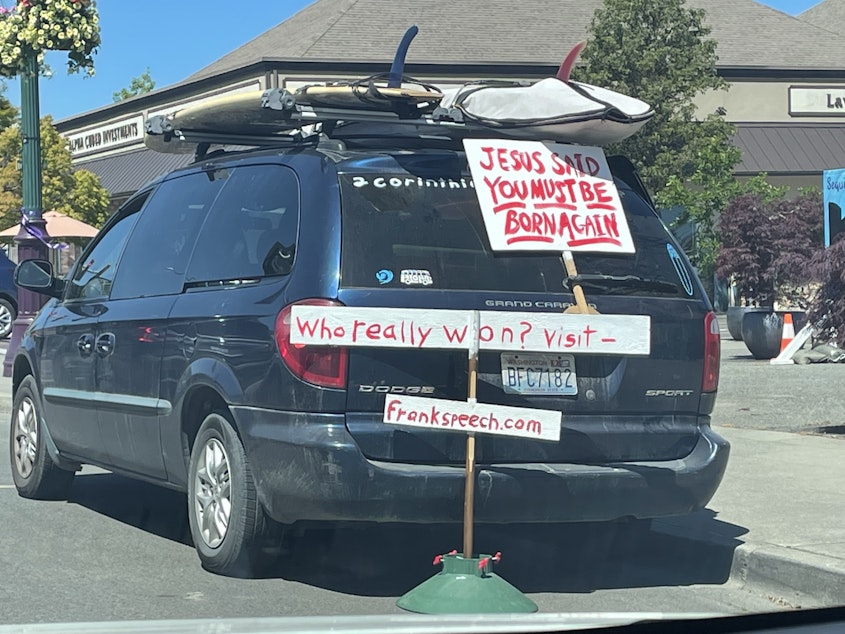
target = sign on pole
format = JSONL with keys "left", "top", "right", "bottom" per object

{"left": 290, "top": 306, "right": 651, "bottom": 356}
{"left": 462, "top": 139, "right": 635, "bottom": 253}
{"left": 823, "top": 168, "right": 845, "bottom": 247}
{"left": 383, "top": 394, "right": 562, "bottom": 442}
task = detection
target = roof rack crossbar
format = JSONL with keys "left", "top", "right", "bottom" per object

{"left": 169, "top": 129, "right": 315, "bottom": 148}
{"left": 262, "top": 89, "right": 426, "bottom": 124}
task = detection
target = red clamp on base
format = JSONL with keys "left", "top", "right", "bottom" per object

{"left": 433, "top": 549, "right": 458, "bottom": 565}
{"left": 477, "top": 551, "right": 502, "bottom": 571}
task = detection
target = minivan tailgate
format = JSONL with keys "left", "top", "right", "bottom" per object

{"left": 342, "top": 299, "right": 707, "bottom": 465}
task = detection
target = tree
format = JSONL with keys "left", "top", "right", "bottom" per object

{"left": 113, "top": 68, "right": 155, "bottom": 101}
{"left": 0, "top": 80, "right": 16, "bottom": 131}
{"left": 0, "top": 114, "right": 109, "bottom": 229}
{"left": 573, "top": 0, "right": 740, "bottom": 277}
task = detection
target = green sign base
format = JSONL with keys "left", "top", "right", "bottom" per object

{"left": 396, "top": 553, "right": 537, "bottom": 614}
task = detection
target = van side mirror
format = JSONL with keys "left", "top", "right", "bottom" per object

{"left": 15, "top": 259, "right": 64, "bottom": 298}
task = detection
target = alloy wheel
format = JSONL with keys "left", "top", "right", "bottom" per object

{"left": 193, "top": 437, "right": 232, "bottom": 548}
{"left": 0, "top": 304, "right": 12, "bottom": 338}
{"left": 13, "top": 396, "right": 38, "bottom": 479}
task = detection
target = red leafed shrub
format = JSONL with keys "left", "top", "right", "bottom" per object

{"left": 808, "top": 234, "right": 845, "bottom": 347}
{"left": 716, "top": 190, "right": 823, "bottom": 308}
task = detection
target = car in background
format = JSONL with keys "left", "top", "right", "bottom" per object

{"left": 0, "top": 249, "right": 18, "bottom": 338}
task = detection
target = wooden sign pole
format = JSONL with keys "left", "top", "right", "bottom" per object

{"left": 463, "top": 310, "right": 481, "bottom": 558}
{"left": 562, "top": 251, "right": 598, "bottom": 315}
{"left": 398, "top": 309, "right": 539, "bottom": 614}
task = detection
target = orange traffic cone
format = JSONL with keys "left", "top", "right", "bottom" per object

{"left": 780, "top": 313, "right": 795, "bottom": 353}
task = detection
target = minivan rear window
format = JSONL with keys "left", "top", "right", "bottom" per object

{"left": 339, "top": 171, "right": 695, "bottom": 297}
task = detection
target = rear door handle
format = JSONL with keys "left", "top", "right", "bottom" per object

{"left": 96, "top": 332, "right": 115, "bottom": 357}
{"left": 77, "top": 334, "right": 94, "bottom": 356}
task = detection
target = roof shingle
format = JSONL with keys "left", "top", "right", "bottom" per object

{"left": 798, "top": 0, "right": 844, "bottom": 32}
{"left": 188, "top": 0, "right": 845, "bottom": 82}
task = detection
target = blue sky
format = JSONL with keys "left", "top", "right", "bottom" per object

{"left": 0, "top": 0, "right": 827, "bottom": 122}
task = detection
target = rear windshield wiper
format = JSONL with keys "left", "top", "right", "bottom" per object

{"left": 184, "top": 278, "right": 261, "bottom": 290}
{"left": 565, "top": 274, "right": 680, "bottom": 295}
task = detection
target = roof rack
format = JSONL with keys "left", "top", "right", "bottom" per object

{"left": 144, "top": 88, "right": 475, "bottom": 156}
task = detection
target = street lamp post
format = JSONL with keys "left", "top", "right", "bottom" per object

{"left": 0, "top": 0, "right": 100, "bottom": 377}
{"left": 3, "top": 51, "right": 48, "bottom": 377}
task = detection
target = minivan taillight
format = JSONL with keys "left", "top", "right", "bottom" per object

{"left": 275, "top": 299, "right": 348, "bottom": 389}
{"left": 702, "top": 311, "right": 720, "bottom": 392}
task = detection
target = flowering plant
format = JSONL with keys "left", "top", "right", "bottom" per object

{"left": 0, "top": 0, "right": 100, "bottom": 78}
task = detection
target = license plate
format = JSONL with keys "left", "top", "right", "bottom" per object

{"left": 500, "top": 353, "right": 577, "bottom": 395}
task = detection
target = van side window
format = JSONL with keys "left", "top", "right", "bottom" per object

{"left": 109, "top": 172, "right": 226, "bottom": 300}
{"left": 65, "top": 193, "right": 149, "bottom": 301}
{"left": 185, "top": 165, "right": 299, "bottom": 284}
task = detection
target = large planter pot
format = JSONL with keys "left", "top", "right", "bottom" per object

{"left": 726, "top": 306, "right": 768, "bottom": 341}
{"left": 740, "top": 310, "right": 807, "bottom": 360}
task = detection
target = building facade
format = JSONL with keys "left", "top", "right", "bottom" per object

{"left": 54, "top": 0, "right": 845, "bottom": 208}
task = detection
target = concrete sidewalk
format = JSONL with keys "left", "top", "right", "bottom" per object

{"left": 649, "top": 314, "right": 845, "bottom": 606}
{"left": 654, "top": 425, "right": 845, "bottom": 607}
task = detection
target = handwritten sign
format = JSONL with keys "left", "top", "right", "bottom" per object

{"left": 463, "top": 139, "right": 635, "bottom": 254}
{"left": 383, "top": 395, "right": 562, "bottom": 442}
{"left": 290, "top": 306, "right": 650, "bottom": 355}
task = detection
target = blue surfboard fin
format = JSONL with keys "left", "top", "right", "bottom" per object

{"left": 387, "top": 25, "right": 419, "bottom": 88}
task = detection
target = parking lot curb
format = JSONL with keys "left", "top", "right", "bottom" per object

{"left": 730, "top": 542, "right": 845, "bottom": 607}
{"left": 652, "top": 520, "right": 845, "bottom": 607}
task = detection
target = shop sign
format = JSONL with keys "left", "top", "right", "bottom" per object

{"left": 789, "top": 86, "right": 845, "bottom": 116}
{"left": 65, "top": 114, "right": 145, "bottom": 157}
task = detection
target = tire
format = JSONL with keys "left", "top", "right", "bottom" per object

{"left": 187, "top": 410, "right": 278, "bottom": 577}
{"left": 10, "top": 375, "right": 75, "bottom": 500}
{"left": 0, "top": 298, "right": 16, "bottom": 339}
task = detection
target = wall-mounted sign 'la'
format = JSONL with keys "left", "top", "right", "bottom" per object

{"left": 463, "top": 139, "right": 635, "bottom": 253}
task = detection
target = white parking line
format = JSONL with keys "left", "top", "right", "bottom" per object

{"left": 0, "top": 484, "right": 16, "bottom": 489}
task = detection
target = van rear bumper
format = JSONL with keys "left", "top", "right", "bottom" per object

{"left": 233, "top": 407, "right": 730, "bottom": 525}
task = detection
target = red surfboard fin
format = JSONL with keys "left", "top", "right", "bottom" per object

{"left": 556, "top": 40, "right": 586, "bottom": 82}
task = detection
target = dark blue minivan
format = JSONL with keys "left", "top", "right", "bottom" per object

{"left": 9, "top": 142, "right": 728, "bottom": 576}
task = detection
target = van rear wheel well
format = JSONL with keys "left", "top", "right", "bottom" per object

{"left": 180, "top": 386, "right": 230, "bottom": 466}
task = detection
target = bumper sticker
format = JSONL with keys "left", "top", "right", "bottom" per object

{"left": 400, "top": 269, "right": 433, "bottom": 286}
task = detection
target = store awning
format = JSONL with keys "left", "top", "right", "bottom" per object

{"left": 74, "top": 147, "right": 195, "bottom": 197}
{"left": 733, "top": 124, "right": 845, "bottom": 175}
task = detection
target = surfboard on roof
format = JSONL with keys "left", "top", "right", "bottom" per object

{"left": 144, "top": 27, "right": 654, "bottom": 155}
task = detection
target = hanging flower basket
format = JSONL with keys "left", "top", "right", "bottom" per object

{"left": 0, "top": 0, "right": 100, "bottom": 78}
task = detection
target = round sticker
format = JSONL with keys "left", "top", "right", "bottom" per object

{"left": 375, "top": 269, "right": 394, "bottom": 285}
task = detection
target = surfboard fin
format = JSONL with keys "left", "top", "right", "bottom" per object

{"left": 387, "top": 25, "right": 419, "bottom": 88}
{"left": 556, "top": 40, "right": 586, "bottom": 82}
